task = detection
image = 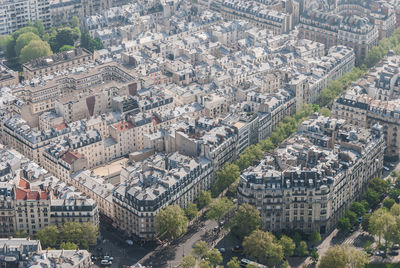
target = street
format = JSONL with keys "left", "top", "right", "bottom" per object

{"left": 91, "top": 223, "right": 156, "bottom": 268}
{"left": 140, "top": 219, "right": 221, "bottom": 267}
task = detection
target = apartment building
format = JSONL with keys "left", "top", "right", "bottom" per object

{"left": 0, "top": 0, "right": 51, "bottom": 36}
{"left": 113, "top": 153, "right": 213, "bottom": 240}
{"left": 238, "top": 115, "right": 385, "bottom": 234}
{"left": 299, "top": 10, "right": 379, "bottom": 63}
{"left": 12, "top": 63, "right": 137, "bottom": 127}
{"left": 335, "top": 0, "right": 397, "bottom": 40}
{"left": 0, "top": 64, "right": 19, "bottom": 88}
{"left": 0, "top": 182, "right": 15, "bottom": 238}
{"left": 211, "top": 0, "right": 296, "bottom": 34}
{"left": 22, "top": 48, "right": 93, "bottom": 80}
{"left": 332, "top": 53, "right": 400, "bottom": 159}
{"left": 70, "top": 170, "right": 115, "bottom": 222}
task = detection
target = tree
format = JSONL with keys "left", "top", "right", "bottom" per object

{"left": 198, "top": 191, "right": 212, "bottom": 209}
{"left": 243, "top": 230, "right": 283, "bottom": 266}
{"left": 310, "top": 248, "right": 319, "bottom": 265}
{"left": 293, "top": 231, "right": 303, "bottom": 246}
{"left": 363, "top": 188, "right": 380, "bottom": 208}
{"left": 361, "top": 213, "right": 370, "bottom": 231}
{"left": 50, "top": 27, "right": 79, "bottom": 52}
{"left": 206, "top": 249, "right": 222, "bottom": 267}
{"left": 319, "top": 107, "right": 331, "bottom": 117}
{"left": 15, "top": 32, "right": 41, "bottom": 56}
{"left": 184, "top": 203, "right": 198, "bottom": 220}
{"left": 383, "top": 198, "right": 396, "bottom": 210}
{"left": 71, "top": 16, "right": 80, "bottom": 29}
{"left": 368, "top": 177, "right": 389, "bottom": 199}
{"left": 345, "top": 210, "right": 358, "bottom": 225}
{"left": 156, "top": 205, "right": 188, "bottom": 240}
{"left": 350, "top": 202, "right": 366, "bottom": 217}
{"left": 319, "top": 245, "right": 368, "bottom": 268}
{"left": 308, "top": 230, "right": 321, "bottom": 246}
{"left": 34, "top": 20, "right": 45, "bottom": 37}
{"left": 180, "top": 254, "right": 196, "bottom": 268}
{"left": 199, "top": 260, "right": 211, "bottom": 268}
{"left": 192, "top": 241, "right": 209, "bottom": 259}
{"left": 279, "top": 235, "right": 295, "bottom": 257}
{"left": 338, "top": 217, "right": 351, "bottom": 233}
{"left": 19, "top": 40, "right": 52, "bottom": 64}
{"left": 213, "top": 163, "right": 240, "bottom": 196}
{"left": 79, "top": 222, "right": 98, "bottom": 249}
{"left": 206, "top": 197, "right": 233, "bottom": 222}
{"left": 227, "top": 257, "right": 240, "bottom": 268}
{"left": 295, "top": 241, "right": 309, "bottom": 257}
{"left": 60, "top": 242, "right": 78, "bottom": 250}
{"left": 258, "top": 138, "right": 274, "bottom": 151}
{"left": 80, "top": 32, "right": 103, "bottom": 52}
{"left": 368, "top": 208, "right": 396, "bottom": 246}
{"left": 231, "top": 204, "right": 261, "bottom": 239}
{"left": 59, "top": 45, "right": 75, "bottom": 52}
{"left": 36, "top": 226, "right": 60, "bottom": 248}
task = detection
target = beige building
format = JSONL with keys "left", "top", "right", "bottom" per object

{"left": 113, "top": 153, "right": 213, "bottom": 240}
{"left": 22, "top": 48, "right": 93, "bottom": 80}
{"left": 238, "top": 115, "right": 385, "bottom": 234}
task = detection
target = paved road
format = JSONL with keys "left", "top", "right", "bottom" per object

{"left": 140, "top": 219, "right": 220, "bottom": 267}
{"left": 91, "top": 223, "right": 155, "bottom": 268}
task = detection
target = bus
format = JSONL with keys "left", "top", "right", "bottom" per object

{"left": 240, "top": 258, "right": 266, "bottom": 268}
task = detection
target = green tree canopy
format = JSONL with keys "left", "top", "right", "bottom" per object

{"left": 383, "top": 198, "right": 396, "bottom": 210}
{"left": 319, "top": 245, "right": 368, "bottom": 268}
{"left": 338, "top": 217, "right": 351, "bottom": 233}
{"left": 226, "top": 257, "right": 241, "bottom": 268}
{"left": 59, "top": 45, "right": 75, "bottom": 52}
{"left": 198, "top": 190, "right": 212, "bottom": 209}
{"left": 60, "top": 242, "right": 78, "bottom": 250}
{"left": 156, "top": 205, "right": 188, "bottom": 240}
{"left": 180, "top": 254, "right": 196, "bottom": 268}
{"left": 206, "top": 197, "right": 233, "bottom": 222}
{"left": 231, "top": 203, "right": 261, "bottom": 239}
{"left": 15, "top": 32, "right": 41, "bottom": 56}
{"left": 212, "top": 163, "right": 240, "bottom": 196}
{"left": 206, "top": 249, "right": 222, "bottom": 267}
{"left": 295, "top": 241, "right": 309, "bottom": 257}
{"left": 36, "top": 225, "right": 60, "bottom": 248}
{"left": 279, "top": 235, "right": 295, "bottom": 257}
{"left": 350, "top": 202, "right": 366, "bottom": 217}
{"left": 243, "top": 230, "right": 284, "bottom": 266}
{"left": 192, "top": 240, "right": 209, "bottom": 259}
{"left": 184, "top": 203, "right": 198, "bottom": 220}
{"left": 19, "top": 39, "right": 52, "bottom": 64}
{"left": 308, "top": 230, "right": 321, "bottom": 246}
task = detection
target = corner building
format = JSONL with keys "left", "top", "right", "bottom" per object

{"left": 238, "top": 115, "right": 385, "bottom": 234}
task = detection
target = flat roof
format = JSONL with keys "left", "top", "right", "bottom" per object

{"left": 92, "top": 158, "right": 129, "bottom": 178}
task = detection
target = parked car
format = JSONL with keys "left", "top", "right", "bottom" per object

{"left": 392, "top": 244, "right": 400, "bottom": 250}
{"left": 376, "top": 251, "right": 386, "bottom": 257}
{"left": 232, "top": 245, "right": 243, "bottom": 253}
{"left": 103, "top": 256, "right": 114, "bottom": 261}
{"left": 101, "top": 259, "right": 112, "bottom": 266}
{"left": 388, "top": 251, "right": 399, "bottom": 256}
{"left": 218, "top": 248, "right": 226, "bottom": 253}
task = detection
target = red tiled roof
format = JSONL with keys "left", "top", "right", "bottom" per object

{"left": 61, "top": 151, "right": 82, "bottom": 165}
{"left": 113, "top": 121, "right": 134, "bottom": 133}
{"left": 18, "top": 178, "right": 30, "bottom": 189}
{"left": 54, "top": 122, "right": 68, "bottom": 131}
{"left": 15, "top": 178, "right": 49, "bottom": 200}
